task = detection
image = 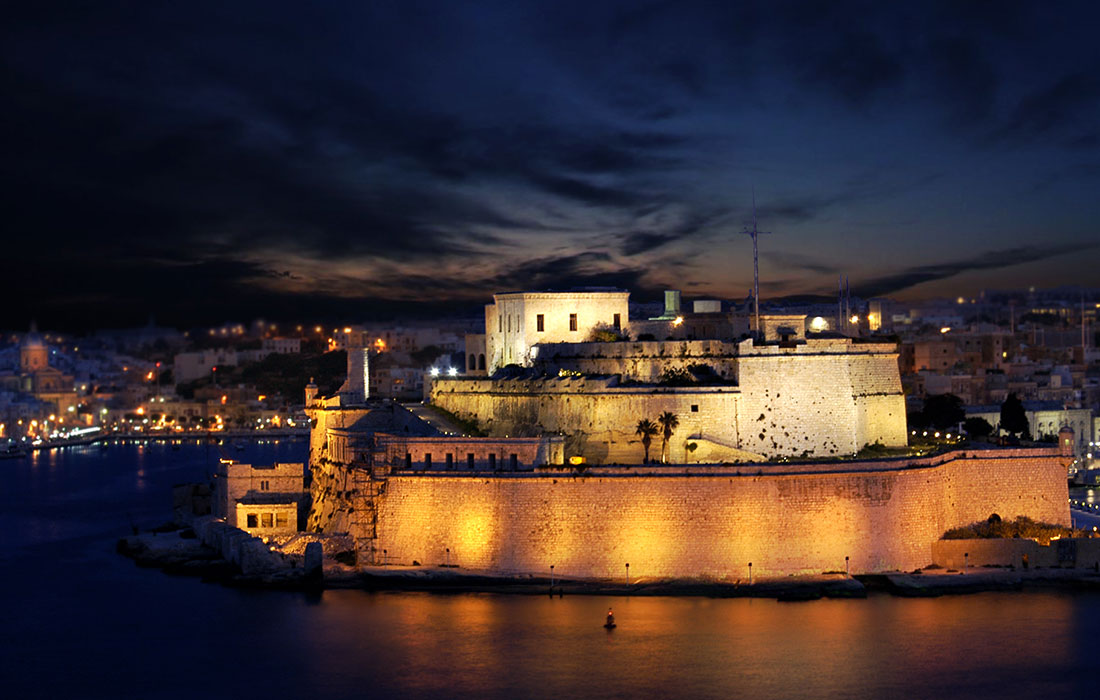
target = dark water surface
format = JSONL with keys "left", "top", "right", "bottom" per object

{"left": 2, "top": 442, "right": 1099, "bottom": 700}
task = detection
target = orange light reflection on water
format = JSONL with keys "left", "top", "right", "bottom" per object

{"left": 293, "top": 592, "right": 1079, "bottom": 700}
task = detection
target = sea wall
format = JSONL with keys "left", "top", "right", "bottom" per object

{"left": 369, "top": 449, "right": 1069, "bottom": 578}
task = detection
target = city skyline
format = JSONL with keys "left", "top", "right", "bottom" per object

{"left": 6, "top": 1, "right": 1099, "bottom": 329}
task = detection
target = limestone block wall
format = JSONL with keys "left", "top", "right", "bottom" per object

{"left": 375, "top": 435, "right": 564, "bottom": 469}
{"left": 932, "top": 538, "right": 1100, "bottom": 570}
{"left": 736, "top": 343, "right": 906, "bottom": 457}
{"left": 534, "top": 340, "right": 737, "bottom": 383}
{"left": 431, "top": 379, "right": 743, "bottom": 463}
{"left": 369, "top": 449, "right": 1069, "bottom": 577}
{"left": 434, "top": 338, "right": 906, "bottom": 459}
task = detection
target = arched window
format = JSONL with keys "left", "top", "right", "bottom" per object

{"left": 469, "top": 354, "right": 476, "bottom": 370}
{"left": 478, "top": 354, "right": 485, "bottom": 370}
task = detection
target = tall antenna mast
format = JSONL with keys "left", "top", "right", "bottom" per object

{"left": 740, "top": 188, "right": 770, "bottom": 336}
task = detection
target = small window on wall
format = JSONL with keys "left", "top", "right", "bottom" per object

{"left": 489, "top": 454, "right": 497, "bottom": 470}
{"left": 691, "top": 405, "right": 699, "bottom": 413}
{"left": 569, "top": 313, "right": 578, "bottom": 331}
{"left": 613, "top": 313, "right": 621, "bottom": 329}
{"left": 499, "top": 316, "right": 503, "bottom": 332}
{"left": 446, "top": 453, "right": 454, "bottom": 469}
{"left": 469, "top": 354, "right": 476, "bottom": 370}
{"left": 405, "top": 452, "right": 412, "bottom": 469}
{"left": 468, "top": 453, "right": 475, "bottom": 469}
{"left": 537, "top": 314, "right": 545, "bottom": 332}
{"left": 260, "top": 480, "right": 269, "bottom": 491}
{"left": 276, "top": 513, "right": 288, "bottom": 527}
{"left": 424, "top": 453, "right": 432, "bottom": 469}
{"left": 261, "top": 513, "right": 273, "bottom": 528}
{"left": 247, "top": 514, "right": 258, "bottom": 528}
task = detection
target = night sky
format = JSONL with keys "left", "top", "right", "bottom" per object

{"left": 5, "top": 1, "right": 1099, "bottom": 330}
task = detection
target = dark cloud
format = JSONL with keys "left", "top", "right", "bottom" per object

{"left": 3, "top": 1, "right": 1099, "bottom": 329}
{"left": 764, "top": 252, "right": 840, "bottom": 276}
{"left": 620, "top": 232, "right": 680, "bottom": 256}
{"left": 994, "top": 73, "right": 1100, "bottom": 143}
{"left": 852, "top": 243, "right": 1097, "bottom": 298}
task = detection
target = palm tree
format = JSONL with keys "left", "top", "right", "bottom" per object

{"left": 657, "top": 411, "right": 679, "bottom": 463}
{"left": 635, "top": 418, "right": 658, "bottom": 464}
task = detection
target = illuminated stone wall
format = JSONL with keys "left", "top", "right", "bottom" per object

{"left": 431, "top": 376, "right": 743, "bottom": 463}
{"left": 534, "top": 339, "right": 736, "bottom": 384}
{"left": 431, "top": 338, "right": 907, "bottom": 460}
{"left": 370, "top": 449, "right": 1069, "bottom": 577}
{"left": 735, "top": 340, "right": 907, "bottom": 457}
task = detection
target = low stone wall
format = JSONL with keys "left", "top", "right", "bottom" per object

{"left": 192, "top": 516, "right": 293, "bottom": 576}
{"left": 932, "top": 538, "right": 1100, "bottom": 570}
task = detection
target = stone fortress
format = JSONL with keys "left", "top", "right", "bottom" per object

{"left": 433, "top": 288, "right": 907, "bottom": 463}
{"left": 302, "top": 287, "right": 1071, "bottom": 580}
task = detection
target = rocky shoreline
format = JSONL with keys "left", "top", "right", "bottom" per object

{"left": 117, "top": 528, "right": 1100, "bottom": 598}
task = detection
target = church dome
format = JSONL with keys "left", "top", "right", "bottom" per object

{"left": 21, "top": 322, "right": 45, "bottom": 349}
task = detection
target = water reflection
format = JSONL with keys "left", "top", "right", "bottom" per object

{"left": 3, "top": 441, "right": 1100, "bottom": 700}
{"left": 280, "top": 591, "right": 1091, "bottom": 700}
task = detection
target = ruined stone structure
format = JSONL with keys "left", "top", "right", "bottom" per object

{"left": 431, "top": 336, "right": 907, "bottom": 461}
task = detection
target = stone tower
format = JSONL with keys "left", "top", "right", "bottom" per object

{"left": 338, "top": 346, "right": 369, "bottom": 405}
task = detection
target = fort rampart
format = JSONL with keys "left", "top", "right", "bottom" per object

{"left": 365, "top": 448, "right": 1068, "bottom": 578}
{"left": 430, "top": 337, "right": 906, "bottom": 460}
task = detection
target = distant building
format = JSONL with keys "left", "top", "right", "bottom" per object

{"left": 7, "top": 324, "right": 78, "bottom": 415}
{"left": 965, "top": 401, "right": 1093, "bottom": 453}
{"left": 173, "top": 349, "right": 239, "bottom": 384}
{"left": 261, "top": 337, "right": 301, "bottom": 354}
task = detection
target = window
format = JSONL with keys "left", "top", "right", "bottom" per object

{"left": 424, "top": 453, "right": 432, "bottom": 469}
{"left": 276, "top": 513, "right": 288, "bottom": 527}
{"left": 691, "top": 405, "right": 699, "bottom": 413}
{"left": 446, "top": 453, "right": 454, "bottom": 469}
{"left": 247, "top": 514, "right": 258, "bottom": 528}
{"left": 569, "top": 313, "right": 578, "bottom": 331}
{"left": 478, "top": 354, "right": 485, "bottom": 370}
{"left": 613, "top": 313, "right": 621, "bottom": 329}
{"left": 499, "top": 316, "right": 503, "bottom": 332}
{"left": 537, "top": 314, "right": 544, "bottom": 332}
{"left": 508, "top": 315, "right": 512, "bottom": 333}
{"left": 489, "top": 454, "right": 496, "bottom": 470}
{"left": 261, "top": 513, "right": 273, "bottom": 528}
{"left": 510, "top": 454, "right": 518, "bottom": 470}
{"left": 469, "top": 354, "right": 476, "bottom": 370}
{"left": 405, "top": 452, "right": 412, "bottom": 469}
{"left": 468, "top": 453, "right": 475, "bottom": 469}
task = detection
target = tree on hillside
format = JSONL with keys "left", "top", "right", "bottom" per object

{"left": 635, "top": 418, "right": 658, "bottom": 464}
{"left": 1000, "top": 393, "right": 1030, "bottom": 438}
{"left": 657, "top": 411, "right": 679, "bottom": 463}
{"left": 922, "top": 393, "right": 965, "bottom": 431}
{"left": 963, "top": 417, "right": 994, "bottom": 441}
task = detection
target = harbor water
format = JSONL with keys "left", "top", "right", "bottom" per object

{"left": 2, "top": 441, "right": 1099, "bottom": 699}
